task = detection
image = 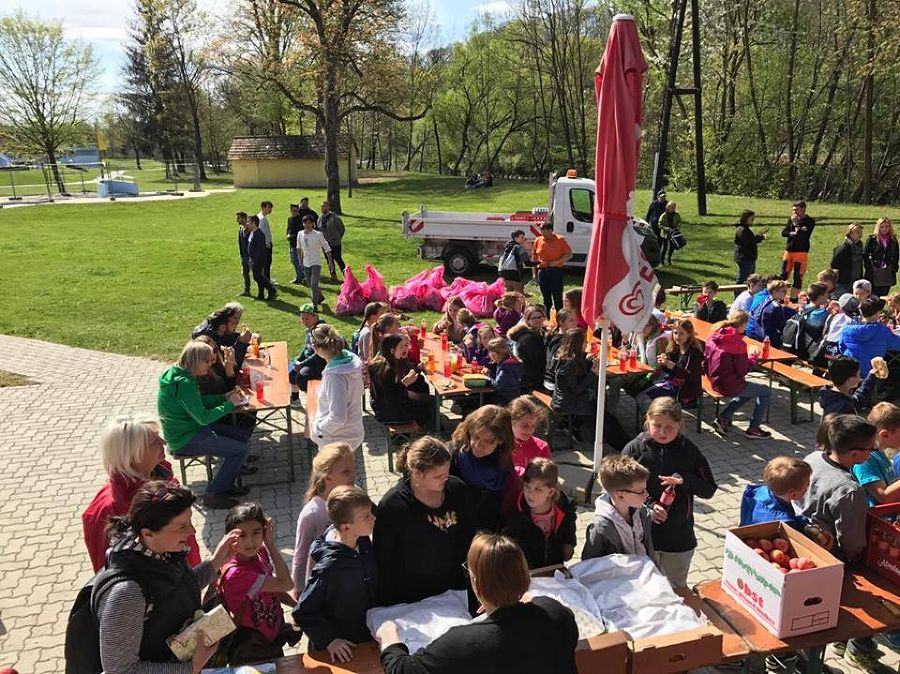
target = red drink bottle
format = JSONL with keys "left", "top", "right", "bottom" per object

{"left": 255, "top": 379, "right": 264, "bottom": 402}
{"left": 659, "top": 485, "right": 676, "bottom": 509}
{"left": 629, "top": 348, "right": 637, "bottom": 368}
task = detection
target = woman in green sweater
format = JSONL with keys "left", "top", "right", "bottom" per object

{"left": 157, "top": 340, "right": 250, "bottom": 509}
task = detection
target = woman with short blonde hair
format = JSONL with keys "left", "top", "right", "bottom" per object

{"left": 377, "top": 533, "right": 578, "bottom": 674}
{"left": 82, "top": 414, "right": 201, "bottom": 571}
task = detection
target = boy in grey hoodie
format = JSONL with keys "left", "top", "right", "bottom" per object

{"left": 582, "top": 455, "right": 655, "bottom": 559}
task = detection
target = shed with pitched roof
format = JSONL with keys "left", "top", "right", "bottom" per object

{"left": 226, "top": 135, "right": 357, "bottom": 188}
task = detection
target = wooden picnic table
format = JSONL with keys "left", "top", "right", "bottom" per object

{"left": 689, "top": 318, "right": 797, "bottom": 363}
{"left": 240, "top": 340, "right": 297, "bottom": 482}
{"left": 667, "top": 284, "right": 748, "bottom": 310}
{"left": 697, "top": 566, "right": 900, "bottom": 674}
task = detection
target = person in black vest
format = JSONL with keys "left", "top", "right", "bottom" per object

{"left": 646, "top": 190, "right": 667, "bottom": 240}
{"left": 94, "top": 481, "right": 242, "bottom": 674}
{"left": 236, "top": 211, "right": 252, "bottom": 296}
{"left": 377, "top": 532, "right": 578, "bottom": 674}
{"left": 248, "top": 215, "right": 277, "bottom": 301}
{"left": 286, "top": 204, "right": 306, "bottom": 285}
{"left": 830, "top": 223, "right": 865, "bottom": 294}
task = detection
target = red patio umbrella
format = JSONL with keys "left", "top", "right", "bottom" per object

{"left": 581, "top": 15, "right": 657, "bottom": 475}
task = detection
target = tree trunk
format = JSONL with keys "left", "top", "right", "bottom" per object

{"left": 862, "top": 0, "right": 875, "bottom": 203}
{"left": 432, "top": 114, "right": 443, "bottom": 175}
{"left": 46, "top": 149, "right": 66, "bottom": 194}
{"left": 322, "top": 91, "right": 342, "bottom": 213}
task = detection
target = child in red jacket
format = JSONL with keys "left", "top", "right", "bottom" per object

{"left": 703, "top": 310, "right": 771, "bottom": 439}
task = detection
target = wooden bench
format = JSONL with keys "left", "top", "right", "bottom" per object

{"left": 382, "top": 421, "right": 420, "bottom": 473}
{"left": 760, "top": 361, "right": 828, "bottom": 424}
{"left": 666, "top": 284, "right": 747, "bottom": 311}
{"left": 303, "top": 379, "right": 320, "bottom": 464}
{"left": 695, "top": 375, "right": 728, "bottom": 433}
{"left": 175, "top": 453, "right": 214, "bottom": 487}
{"left": 531, "top": 390, "right": 578, "bottom": 450}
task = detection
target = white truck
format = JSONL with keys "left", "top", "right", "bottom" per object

{"left": 401, "top": 172, "right": 660, "bottom": 276}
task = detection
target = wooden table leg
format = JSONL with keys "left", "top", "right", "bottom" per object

{"left": 802, "top": 645, "right": 826, "bottom": 674}
{"left": 285, "top": 407, "right": 296, "bottom": 481}
{"left": 434, "top": 393, "right": 442, "bottom": 434}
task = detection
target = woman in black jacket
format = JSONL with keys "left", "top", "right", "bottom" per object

{"left": 373, "top": 437, "right": 475, "bottom": 606}
{"left": 368, "top": 333, "right": 434, "bottom": 430}
{"left": 507, "top": 305, "right": 547, "bottom": 392}
{"left": 90, "top": 481, "right": 241, "bottom": 674}
{"left": 864, "top": 218, "right": 899, "bottom": 296}
{"left": 830, "top": 222, "right": 865, "bottom": 292}
{"left": 733, "top": 210, "right": 767, "bottom": 283}
{"left": 377, "top": 533, "right": 578, "bottom": 674}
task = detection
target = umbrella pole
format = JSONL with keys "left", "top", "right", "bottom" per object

{"left": 589, "top": 319, "right": 610, "bottom": 503}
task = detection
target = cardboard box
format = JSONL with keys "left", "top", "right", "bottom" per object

{"left": 628, "top": 624, "right": 722, "bottom": 674}
{"left": 721, "top": 521, "right": 843, "bottom": 638}
{"left": 576, "top": 631, "right": 629, "bottom": 674}
{"left": 865, "top": 503, "right": 900, "bottom": 586}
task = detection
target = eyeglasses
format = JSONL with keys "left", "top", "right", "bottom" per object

{"left": 619, "top": 488, "right": 649, "bottom": 497}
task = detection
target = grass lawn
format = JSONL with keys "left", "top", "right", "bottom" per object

{"left": 0, "top": 172, "right": 895, "bottom": 362}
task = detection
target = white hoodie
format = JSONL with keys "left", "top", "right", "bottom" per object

{"left": 311, "top": 350, "right": 365, "bottom": 449}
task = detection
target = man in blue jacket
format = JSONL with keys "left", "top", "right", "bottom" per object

{"left": 840, "top": 297, "right": 900, "bottom": 377}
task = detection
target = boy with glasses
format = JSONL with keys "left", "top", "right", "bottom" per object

{"left": 582, "top": 455, "right": 654, "bottom": 560}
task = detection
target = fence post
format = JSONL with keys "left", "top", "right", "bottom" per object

{"left": 191, "top": 163, "right": 201, "bottom": 192}
{"left": 171, "top": 162, "right": 180, "bottom": 194}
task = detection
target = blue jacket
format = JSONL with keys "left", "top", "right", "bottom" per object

{"left": 818, "top": 372, "right": 878, "bottom": 417}
{"left": 488, "top": 356, "right": 524, "bottom": 403}
{"left": 292, "top": 532, "right": 377, "bottom": 650}
{"left": 839, "top": 322, "right": 900, "bottom": 376}
{"left": 745, "top": 290, "right": 770, "bottom": 339}
{"left": 760, "top": 301, "right": 796, "bottom": 348}
{"left": 740, "top": 484, "right": 810, "bottom": 531}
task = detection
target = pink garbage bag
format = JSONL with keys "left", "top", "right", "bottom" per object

{"left": 335, "top": 266, "right": 368, "bottom": 316}
{"left": 390, "top": 266, "right": 445, "bottom": 311}
{"left": 440, "top": 276, "right": 475, "bottom": 303}
{"left": 459, "top": 277, "right": 506, "bottom": 317}
{"left": 361, "top": 264, "right": 389, "bottom": 303}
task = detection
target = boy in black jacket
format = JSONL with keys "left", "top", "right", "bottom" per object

{"left": 502, "top": 459, "right": 576, "bottom": 569}
{"left": 819, "top": 356, "right": 878, "bottom": 417}
{"left": 583, "top": 455, "right": 655, "bottom": 560}
{"left": 694, "top": 281, "right": 727, "bottom": 323}
{"left": 293, "top": 486, "right": 377, "bottom": 664}
{"left": 623, "top": 398, "right": 717, "bottom": 588}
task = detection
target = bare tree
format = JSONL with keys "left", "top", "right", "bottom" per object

{"left": 0, "top": 12, "right": 99, "bottom": 192}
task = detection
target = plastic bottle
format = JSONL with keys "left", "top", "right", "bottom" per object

{"left": 420, "top": 320, "right": 428, "bottom": 339}
{"left": 443, "top": 358, "right": 451, "bottom": 377}
{"left": 251, "top": 336, "right": 260, "bottom": 359}
{"left": 441, "top": 332, "right": 449, "bottom": 351}
{"left": 255, "top": 378, "right": 264, "bottom": 402}
{"left": 762, "top": 336, "right": 771, "bottom": 359}
{"left": 427, "top": 352, "right": 436, "bottom": 375}
{"left": 618, "top": 348, "right": 628, "bottom": 370}
{"left": 629, "top": 348, "right": 637, "bottom": 369}
{"left": 659, "top": 484, "right": 676, "bottom": 509}
{"left": 241, "top": 368, "right": 251, "bottom": 388}
{"left": 455, "top": 350, "right": 464, "bottom": 373}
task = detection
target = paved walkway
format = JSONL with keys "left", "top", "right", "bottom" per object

{"left": 0, "top": 334, "right": 893, "bottom": 673}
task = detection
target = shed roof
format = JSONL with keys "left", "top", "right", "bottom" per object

{"left": 227, "top": 135, "right": 351, "bottom": 160}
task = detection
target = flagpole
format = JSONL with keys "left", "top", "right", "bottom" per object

{"left": 592, "top": 318, "right": 610, "bottom": 490}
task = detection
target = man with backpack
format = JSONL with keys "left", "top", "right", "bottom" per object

{"left": 497, "top": 229, "right": 536, "bottom": 294}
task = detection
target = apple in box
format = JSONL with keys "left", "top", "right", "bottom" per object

{"left": 722, "top": 521, "right": 843, "bottom": 639}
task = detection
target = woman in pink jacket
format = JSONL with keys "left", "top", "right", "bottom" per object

{"left": 703, "top": 311, "right": 772, "bottom": 439}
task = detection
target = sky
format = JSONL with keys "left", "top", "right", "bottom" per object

{"left": 4, "top": 0, "right": 514, "bottom": 96}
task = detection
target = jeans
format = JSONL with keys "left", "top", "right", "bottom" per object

{"left": 736, "top": 259, "right": 756, "bottom": 284}
{"left": 329, "top": 245, "right": 345, "bottom": 274}
{"left": 720, "top": 380, "right": 771, "bottom": 429}
{"left": 240, "top": 256, "right": 251, "bottom": 292}
{"left": 264, "top": 244, "right": 273, "bottom": 280}
{"left": 538, "top": 267, "right": 564, "bottom": 313}
{"left": 305, "top": 265, "right": 323, "bottom": 306}
{"left": 290, "top": 356, "right": 326, "bottom": 392}
{"left": 252, "top": 260, "right": 275, "bottom": 297}
{"left": 288, "top": 247, "right": 304, "bottom": 282}
{"left": 175, "top": 423, "right": 251, "bottom": 495}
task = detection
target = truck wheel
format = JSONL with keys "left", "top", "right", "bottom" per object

{"left": 444, "top": 247, "right": 477, "bottom": 277}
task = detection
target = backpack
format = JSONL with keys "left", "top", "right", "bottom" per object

{"left": 781, "top": 311, "right": 805, "bottom": 357}
{"left": 497, "top": 241, "right": 520, "bottom": 272}
{"left": 748, "top": 298, "right": 774, "bottom": 340}
{"left": 65, "top": 568, "right": 151, "bottom": 674}
{"left": 351, "top": 328, "right": 362, "bottom": 355}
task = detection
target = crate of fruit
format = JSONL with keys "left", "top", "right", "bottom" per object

{"left": 721, "top": 521, "right": 843, "bottom": 638}
{"left": 866, "top": 503, "right": 900, "bottom": 585}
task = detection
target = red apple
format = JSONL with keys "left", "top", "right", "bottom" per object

{"left": 796, "top": 557, "right": 816, "bottom": 570}
{"left": 878, "top": 539, "right": 891, "bottom": 553}
{"left": 754, "top": 548, "right": 770, "bottom": 562}
{"left": 773, "top": 538, "right": 790, "bottom": 552}
{"left": 789, "top": 558, "right": 800, "bottom": 569}
{"left": 771, "top": 562, "right": 788, "bottom": 574}
{"left": 744, "top": 538, "right": 759, "bottom": 550}
{"left": 770, "top": 549, "right": 788, "bottom": 565}
{"left": 759, "top": 539, "right": 774, "bottom": 553}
